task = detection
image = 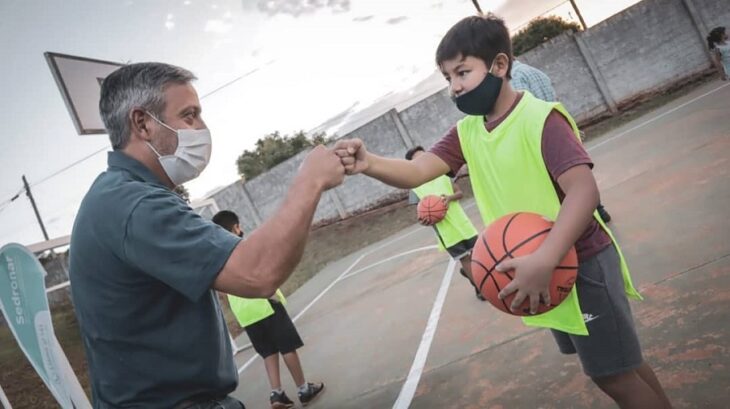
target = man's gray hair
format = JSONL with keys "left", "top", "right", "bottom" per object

{"left": 99, "top": 62, "right": 196, "bottom": 150}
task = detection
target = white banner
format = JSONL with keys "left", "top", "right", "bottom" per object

{"left": 0, "top": 243, "right": 91, "bottom": 409}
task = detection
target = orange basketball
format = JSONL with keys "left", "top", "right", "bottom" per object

{"left": 471, "top": 212, "right": 578, "bottom": 316}
{"left": 417, "top": 195, "right": 448, "bottom": 224}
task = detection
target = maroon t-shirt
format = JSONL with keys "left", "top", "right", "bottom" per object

{"left": 430, "top": 93, "right": 611, "bottom": 261}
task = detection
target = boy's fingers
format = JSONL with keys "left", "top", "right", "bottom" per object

{"left": 340, "top": 156, "right": 356, "bottom": 166}
{"left": 334, "top": 148, "right": 353, "bottom": 158}
{"left": 495, "top": 258, "right": 516, "bottom": 273}
{"left": 529, "top": 293, "right": 540, "bottom": 315}
{"left": 540, "top": 290, "right": 551, "bottom": 306}
{"left": 509, "top": 290, "right": 527, "bottom": 312}
{"left": 498, "top": 281, "right": 518, "bottom": 299}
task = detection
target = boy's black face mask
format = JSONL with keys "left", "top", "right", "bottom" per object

{"left": 452, "top": 72, "right": 503, "bottom": 116}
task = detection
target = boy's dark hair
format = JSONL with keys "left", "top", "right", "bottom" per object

{"left": 212, "top": 210, "right": 239, "bottom": 233}
{"left": 435, "top": 14, "right": 513, "bottom": 79}
{"left": 405, "top": 146, "right": 425, "bottom": 160}
{"left": 707, "top": 26, "right": 726, "bottom": 50}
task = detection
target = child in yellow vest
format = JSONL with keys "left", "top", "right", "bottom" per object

{"left": 212, "top": 211, "right": 325, "bottom": 409}
{"left": 406, "top": 146, "right": 484, "bottom": 300}
{"left": 333, "top": 14, "right": 671, "bottom": 409}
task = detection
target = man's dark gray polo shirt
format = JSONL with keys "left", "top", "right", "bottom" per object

{"left": 69, "top": 151, "right": 241, "bottom": 408}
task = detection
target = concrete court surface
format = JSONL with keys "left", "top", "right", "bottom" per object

{"left": 230, "top": 79, "right": 730, "bottom": 409}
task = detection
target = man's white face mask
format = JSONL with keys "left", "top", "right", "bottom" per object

{"left": 145, "top": 112, "right": 212, "bottom": 186}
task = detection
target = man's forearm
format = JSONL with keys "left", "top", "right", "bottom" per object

{"left": 261, "top": 174, "right": 322, "bottom": 287}
{"left": 234, "top": 174, "right": 322, "bottom": 295}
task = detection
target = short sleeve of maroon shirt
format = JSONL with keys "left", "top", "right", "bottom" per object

{"left": 429, "top": 104, "right": 611, "bottom": 261}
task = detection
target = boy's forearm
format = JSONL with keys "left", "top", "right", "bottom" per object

{"left": 363, "top": 151, "right": 452, "bottom": 189}
{"left": 364, "top": 154, "right": 427, "bottom": 188}
{"left": 448, "top": 192, "right": 464, "bottom": 201}
{"left": 537, "top": 178, "right": 599, "bottom": 266}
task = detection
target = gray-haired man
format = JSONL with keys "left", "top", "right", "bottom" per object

{"left": 69, "top": 62, "right": 344, "bottom": 408}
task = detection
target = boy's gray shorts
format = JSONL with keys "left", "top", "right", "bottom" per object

{"left": 550, "top": 245, "right": 644, "bottom": 378}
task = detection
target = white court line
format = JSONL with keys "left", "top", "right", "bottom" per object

{"left": 237, "top": 254, "right": 365, "bottom": 374}
{"left": 365, "top": 226, "right": 427, "bottom": 256}
{"left": 392, "top": 258, "right": 457, "bottom": 409}
{"left": 45, "top": 280, "right": 70, "bottom": 293}
{"left": 342, "top": 245, "right": 438, "bottom": 280}
{"left": 587, "top": 82, "right": 730, "bottom": 153}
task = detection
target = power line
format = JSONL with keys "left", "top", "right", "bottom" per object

{"left": 0, "top": 145, "right": 108, "bottom": 216}
{"left": 0, "top": 187, "right": 24, "bottom": 215}
{"left": 200, "top": 62, "right": 272, "bottom": 99}
{"left": 30, "top": 145, "right": 109, "bottom": 188}
{"left": 200, "top": 67, "right": 259, "bottom": 99}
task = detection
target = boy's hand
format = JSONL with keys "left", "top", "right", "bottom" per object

{"left": 333, "top": 138, "right": 369, "bottom": 175}
{"left": 496, "top": 252, "right": 554, "bottom": 314}
{"left": 298, "top": 145, "right": 345, "bottom": 191}
{"left": 441, "top": 194, "right": 454, "bottom": 205}
{"left": 418, "top": 216, "right": 436, "bottom": 226}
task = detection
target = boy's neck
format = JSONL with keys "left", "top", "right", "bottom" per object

{"left": 485, "top": 85, "right": 518, "bottom": 122}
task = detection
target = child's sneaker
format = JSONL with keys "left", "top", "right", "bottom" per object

{"left": 298, "top": 382, "right": 325, "bottom": 406}
{"left": 270, "top": 390, "right": 294, "bottom": 409}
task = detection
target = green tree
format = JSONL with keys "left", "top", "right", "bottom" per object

{"left": 236, "top": 130, "right": 333, "bottom": 179}
{"left": 512, "top": 16, "right": 581, "bottom": 56}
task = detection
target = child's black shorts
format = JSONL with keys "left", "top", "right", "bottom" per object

{"left": 245, "top": 300, "right": 304, "bottom": 358}
{"left": 445, "top": 235, "right": 478, "bottom": 260}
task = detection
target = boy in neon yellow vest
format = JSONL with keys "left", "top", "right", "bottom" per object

{"left": 406, "top": 146, "right": 484, "bottom": 300}
{"left": 333, "top": 14, "right": 670, "bottom": 409}
{"left": 212, "top": 211, "right": 325, "bottom": 408}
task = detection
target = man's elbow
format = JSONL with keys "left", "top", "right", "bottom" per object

{"left": 257, "top": 283, "right": 278, "bottom": 299}
{"left": 246, "top": 274, "right": 279, "bottom": 298}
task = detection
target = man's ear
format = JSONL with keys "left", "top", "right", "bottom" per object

{"left": 130, "top": 108, "right": 152, "bottom": 142}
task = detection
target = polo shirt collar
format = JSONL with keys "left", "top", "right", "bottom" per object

{"left": 108, "top": 150, "right": 167, "bottom": 187}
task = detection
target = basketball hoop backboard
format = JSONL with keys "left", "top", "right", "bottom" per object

{"left": 44, "top": 52, "right": 124, "bottom": 135}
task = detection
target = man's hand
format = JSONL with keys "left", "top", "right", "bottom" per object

{"left": 496, "top": 252, "right": 555, "bottom": 315}
{"left": 333, "top": 138, "right": 369, "bottom": 175}
{"left": 299, "top": 145, "right": 345, "bottom": 191}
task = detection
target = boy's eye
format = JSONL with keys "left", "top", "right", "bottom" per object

{"left": 458, "top": 70, "right": 469, "bottom": 77}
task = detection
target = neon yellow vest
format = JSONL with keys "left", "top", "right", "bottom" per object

{"left": 413, "top": 175, "right": 478, "bottom": 250}
{"left": 456, "top": 91, "right": 641, "bottom": 335}
{"left": 228, "top": 289, "right": 287, "bottom": 328}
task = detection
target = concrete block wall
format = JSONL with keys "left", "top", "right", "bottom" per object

{"left": 335, "top": 111, "right": 411, "bottom": 213}
{"left": 693, "top": 0, "right": 730, "bottom": 41}
{"left": 519, "top": 32, "right": 609, "bottom": 122}
{"left": 580, "top": 0, "right": 711, "bottom": 103}
{"left": 399, "top": 89, "right": 464, "bottom": 148}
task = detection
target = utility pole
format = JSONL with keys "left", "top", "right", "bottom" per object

{"left": 471, "top": 0, "right": 483, "bottom": 15}
{"left": 569, "top": 0, "right": 588, "bottom": 30}
{"left": 22, "top": 175, "right": 49, "bottom": 241}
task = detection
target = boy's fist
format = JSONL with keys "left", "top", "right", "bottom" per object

{"left": 333, "top": 138, "right": 369, "bottom": 175}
